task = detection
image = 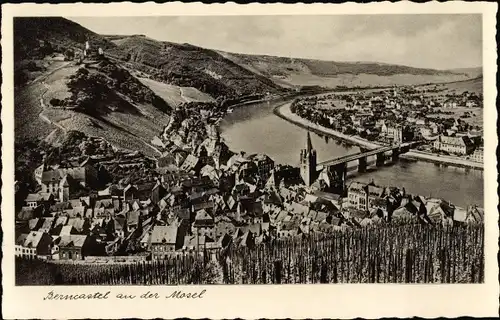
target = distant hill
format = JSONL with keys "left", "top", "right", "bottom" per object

{"left": 14, "top": 17, "right": 126, "bottom": 61}
{"left": 218, "top": 51, "right": 481, "bottom": 88}
{"left": 447, "top": 67, "right": 483, "bottom": 79}
{"left": 104, "top": 34, "right": 283, "bottom": 98}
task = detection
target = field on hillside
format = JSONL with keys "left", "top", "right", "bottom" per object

{"left": 441, "top": 77, "right": 483, "bottom": 95}
{"left": 281, "top": 73, "right": 477, "bottom": 88}
{"left": 180, "top": 87, "right": 215, "bottom": 103}
{"left": 15, "top": 83, "right": 55, "bottom": 141}
{"left": 42, "top": 64, "right": 80, "bottom": 102}
{"left": 418, "top": 77, "right": 483, "bottom": 96}
{"left": 137, "top": 77, "right": 214, "bottom": 107}
{"left": 427, "top": 107, "right": 483, "bottom": 128}
{"left": 53, "top": 111, "right": 164, "bottom": 157}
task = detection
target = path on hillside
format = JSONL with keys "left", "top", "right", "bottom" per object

{"left": 36, "top": 62, "right": 163, "bottom": 157}
{"left": 179, "top": 87, "right": 190, "bottom": 103}
{"left": 36, "top": 61, "right": 76, "bottom": 135}
{"left": 33, "top": 61, "right": 73, "bottom": 85}
{"left": 140, "top": 139, "right": 162, "bottom": 157}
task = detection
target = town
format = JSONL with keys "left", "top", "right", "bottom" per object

{"left": 289, "top": 85, "right": 484, "bottom": 164}
{"left": 15, "top": 83, "right": 484, "bottom": 263}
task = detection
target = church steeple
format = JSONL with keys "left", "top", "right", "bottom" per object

{"left": 306, "top": 131, "right": 313, "bottom": 153}
{"left": 300, "top": 131, "right": 317, "bottom": 187}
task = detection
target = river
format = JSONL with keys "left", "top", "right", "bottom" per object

{"left": 220, "top": 99, "right": 484, "bottom": 208}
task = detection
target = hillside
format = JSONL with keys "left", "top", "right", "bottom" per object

{"left": 218, "top": 51, "right": 481, "bottom": 88}
{"left": 135, "top": 76, "right": 215, "bottom": 108}
{"left": 448, "top": 67, "right": 483, "bottom": 79}
{"left": 15, "top": 56, "right": 175, "bottom": 157}
{"left": 104, "top": 35, "right": 283, "bottom": 98}
{"left": 436, "top": 76, "right": 483, "bottom": 95}
{"left": 13, "top": 17, "right": 247, "bottom": 156}
{"left": 14, "top": 17, "right": 126, "bottom": 62}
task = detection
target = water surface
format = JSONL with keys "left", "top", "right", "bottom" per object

{"left": 220, "top": 100, "right": 484, "bottom": 207}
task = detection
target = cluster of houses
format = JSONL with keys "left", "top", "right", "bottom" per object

{"left": 291, "top": 86, "right": 483, "bottom": 160}
{"left": 15, "top": 96, "right": 484, "bottom": 262}
{"left": 344, "top": 181, "right": 483, "bottom": 227}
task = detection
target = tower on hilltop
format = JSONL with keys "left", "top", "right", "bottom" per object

{"left": 300, "top": 131, "right": 317, "bottom": 187}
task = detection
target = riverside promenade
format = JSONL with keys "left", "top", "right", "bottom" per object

{"left": 275, "top": 102, "right": 484, "bottom": 170}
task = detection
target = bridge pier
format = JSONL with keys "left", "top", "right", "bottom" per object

{"left": 376, "top": 153, "right": 385, "bottom": 167}
{"left": 358, "top": 156, "right": 367, "bottom": 173}
{"left": 392, "top": 147, "right": 400, "bottom": 162}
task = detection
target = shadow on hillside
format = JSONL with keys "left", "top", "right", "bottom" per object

{"left": 90, "top": 113, "right": 138, "bottom": 138}
{"left": 81, "top": 88, "right": 142, "bottom": 119}
{"left": 151, "top": 95, "right": 172, "bottom": 114}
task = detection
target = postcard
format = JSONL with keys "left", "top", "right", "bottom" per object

{"left": 1, "top": 2, "right": 498, "bottom": 319}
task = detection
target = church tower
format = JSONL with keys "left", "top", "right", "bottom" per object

{"left": 300, "top": 131, "right": 317, "bottom": 186}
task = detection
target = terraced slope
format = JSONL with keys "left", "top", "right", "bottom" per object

{"left": 106, "top": 35, "right": 283, "bottom": 97}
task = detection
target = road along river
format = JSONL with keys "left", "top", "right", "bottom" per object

{"left": 220, "top": 98, "right": 483, "bottom": 208}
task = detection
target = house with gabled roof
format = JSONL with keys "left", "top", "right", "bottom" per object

{"left": 182, "top": 234, "right": 218, "bottom": 252}
{"left": 67, "top": 217, "right": 90, "bottom": 234}
{"left": 113, "top": 216, "right": 128, "bottom": 239}
{"left": 466, "top": 205, "right": 484, "bottom": 224}
{"left": 277, "top": 220, "right": 299, "bottom": 238}
{"left": 433, "top": 135, "right": 474, "bottom": 155}
{"left": 39, "top": 217, "right": 55, "bottom": 233}
{"left": 215, "top": 220, "right": 236, "bottom": 238}
{"left": 57, "top": 234, "right": 99, "bottom": 260}
{"left": 15, "top": 231, "right": 52, "bottom": 258}
{"left": 150, "top": 225, "right": 187, "bottom": 260}
{"left": 235, "top": 230, "right": 254, "bottom": 249}
{"left": 347, "top": 181, "right": 387, "bottom": 212}
{"left": 453, "top": 206, "right": 468, "bottom": 225}
{"left": 192, "top": 209, "right": 215, "bottom": 238}
{"left": 28, "top": 218, "right": 43, "bottom": 231}
{"left": 25, "top": 192, "right": 54, "bottom": 208}
{"left": 17, "top": 205, "right": 43, "bottom": 221}
{"left": 180, "top": 154, "right": 201, "bottom": 173}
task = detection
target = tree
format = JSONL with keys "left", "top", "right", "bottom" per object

{"left": 50, "top": 98, "right": 63, "bottom": 107}
{"left": 64, "top": 48, "right": 75, "bottom": 60}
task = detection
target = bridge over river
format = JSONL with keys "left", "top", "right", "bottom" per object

{"left": 317, "top": 141, "right": 422, "bottom": 192}
{"left": 318, "top": 141, "right": 421, "bottom": 169}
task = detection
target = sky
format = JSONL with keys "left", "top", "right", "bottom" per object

{"left": 68, "top": 15, "right": 482, "bottom": 70}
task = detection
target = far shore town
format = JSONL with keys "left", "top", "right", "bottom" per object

{"left": 285, "top": 86, "right": 483, "bottom": 168}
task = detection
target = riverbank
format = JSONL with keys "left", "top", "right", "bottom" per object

{"left": 275, "top": 102, "right": 483, "bottom": 170}
{"left": 229, "top": 90, "right": 321, "bottom": 110}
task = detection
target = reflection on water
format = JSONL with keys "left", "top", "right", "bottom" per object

{"left": 220, "top": 100, "right": 484, "bottom": 207}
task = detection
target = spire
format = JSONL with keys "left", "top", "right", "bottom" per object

{"left": 306, "top": 131, "right": 313, "bottom": 153}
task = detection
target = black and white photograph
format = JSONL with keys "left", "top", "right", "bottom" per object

{"left": 10, "top": 12, "right": 488, "bottom": 286}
